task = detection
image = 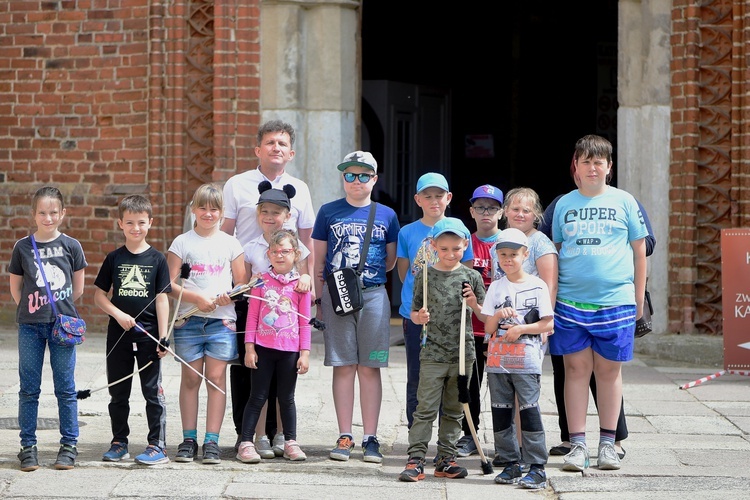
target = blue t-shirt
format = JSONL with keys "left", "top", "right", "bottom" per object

{"left": 396, "top": 219, "right": 475, "bottom": 319}
{"left": 312, "top": 199, "right": 400, "bottom": 288}
{"left": 552, "top": 187, "right": 648, "bottom": 305}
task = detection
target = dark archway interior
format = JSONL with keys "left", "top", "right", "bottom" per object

{"left": 362, "top": 1, "right": 619, "bottom": 221}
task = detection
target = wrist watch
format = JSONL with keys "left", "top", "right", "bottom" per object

{"left": 314, "top": 298, "right": 322, "bottom": 305}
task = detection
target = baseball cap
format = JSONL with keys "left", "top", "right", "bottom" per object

{"left": 495, "top": 227, "right": 529, "bottom": 250}
{"left": 257, "top": 180, "right": 295, "bottom": 210}
{"left": 470, "top": 184, "right": 504, "bottom": 205}
{"left": 337, "top": 151, "right": 378, "bottom": 173}
{"left": 429, "top": 217, "right": 470, "bottom": 239}
{"left": 416, "top": 172, "right": 449, "bottom": 193}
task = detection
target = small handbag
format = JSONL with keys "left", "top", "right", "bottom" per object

{"left": 326, "top": 202, "right": 377, "bottom": 317}
{"left": 30, "top": 236, "right": 86, "bottom": 346}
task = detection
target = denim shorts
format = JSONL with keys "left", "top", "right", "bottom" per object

{"left": 173, "top": 316, "right": 238, "bottom": 363}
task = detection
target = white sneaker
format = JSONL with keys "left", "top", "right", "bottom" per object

{"left": 255, "top": 435, "right": 275, "bottom": 459}
{"left": 272, "top": 432, "right": 285, "bottom": 457}
{"left": 597, "top": 442, "right": 621, "bottom": 470}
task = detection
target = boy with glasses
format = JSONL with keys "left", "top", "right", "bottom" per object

{"left": 455, "top": 184, "right": 504, "bottom": 458}
{"left": 312, "top": 151, "right": 400, "bottom": 463}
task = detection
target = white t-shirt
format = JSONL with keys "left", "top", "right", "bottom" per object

{"left": 168, "top": 229, "right": 244, "bottom": 319}
{"left": 222, "top": 168, "right": 316, "bottom": 246}
{"left": 481, "top": 274, "right": 553, "bottom": 374}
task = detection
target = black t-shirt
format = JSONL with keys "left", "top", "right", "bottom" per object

{"left": 94, "top": 245, "right": 171, "bottom": 341}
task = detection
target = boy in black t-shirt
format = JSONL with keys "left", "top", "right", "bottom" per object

{"left": 94, "top": 195, "right": 172, "bottom": 465}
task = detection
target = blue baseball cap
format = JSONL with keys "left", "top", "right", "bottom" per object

{"left": 429, "top": 217, "right": 470, "bottom": 239}
{"left": 416, "top": 172, "right": 449, "bottom": 193}
{"left": 470, "top": 184, "right": 504, "bottom": 205}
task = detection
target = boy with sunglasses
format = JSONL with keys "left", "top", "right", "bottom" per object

{"left": 312, "top": 151, "right": 400, "bottom": 463}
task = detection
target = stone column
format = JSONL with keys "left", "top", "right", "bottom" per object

{"left": 260, "top": 0, "right": 361, "bottom": 209}
{"left": 617, "top": 0, "right": 671, "bottom": 334}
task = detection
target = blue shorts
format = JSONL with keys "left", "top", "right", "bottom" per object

{"left": 173, "top": 316, "right": 238, "bottom": 363}
{"left": 548, "top": 301, "right": 635, "bottom": 362}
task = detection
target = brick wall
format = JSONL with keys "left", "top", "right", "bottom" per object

{"left": 0, "top": 0, "right": 261, "bottom": 329}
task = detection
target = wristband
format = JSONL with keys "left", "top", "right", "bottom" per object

{"left": 314, "top": 298, "right": 322, "bottom": 305}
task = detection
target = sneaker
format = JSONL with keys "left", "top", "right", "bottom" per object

{"left": 18, "top": 445, "right": 39, "bottom": 472}
{"left": 597, "top": 442, "right": 621, "bottom": 470}
{"left": 519, "top": 466, "right": 547, "bottom": 489}
{"left": 329, "top": 435, "right": 355, "bottom": 461}
{"left": 362, "top": 436, "right": 383, "bottom": 463}
{"left": 283, "top": 440, "right": 307, "bottom": 461}
{"left": 234, "top": 435, "right": 241, "bottom": 453}
{"left": 494, "top": 462, "right": 523, "bottom": 484}
{"left": 272, "top": 432, "right": 285, "bottom": 457}
{"left": 562, "top": 442, "right": 590, "bottom": 471}
{"left": 202, "top": 441, "right": 221, "bottom": 464}
{"left": 456, "top": 435, "right": 478, "bottom": 457}
{"left": 134, "top": 445, "right": 169, "bottom": 465}
{"left": 236, "top": 441, "right": 261, "bottom": 463}
{"left": 255, "top": 435, "right": 275, "bottom": 459}
{"left": 399, "top": 456, "right": 426, "bottom": 482}
{"left": 54, "top": 444, "right": 78, "bottom": 470}
{"left": 175, "top": 438, "right": 198, "bottom": 463}
{"left": 102, "top": 442, "right": 130, "bottom": 462}
{"left": 434, "top": 455, "right": 468, "bottom": 479}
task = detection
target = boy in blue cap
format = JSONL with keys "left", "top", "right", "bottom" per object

{"left": 396, "top": 173, "right": 474, "bottom": 430}
{"left": 399, "top": 217, "right": 485, "bottom": 482}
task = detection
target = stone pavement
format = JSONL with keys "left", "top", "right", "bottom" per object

{"left": 0, "top": 323, "right": 748, "bottom": 499}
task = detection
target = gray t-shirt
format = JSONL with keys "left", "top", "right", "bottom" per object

{"left": 9, "top": 234, "right": 88, "bottom": 324}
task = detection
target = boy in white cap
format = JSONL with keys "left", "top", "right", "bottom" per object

{"left": 312, "top": 151, "right": 400, "bottom": 463}
{"left": 396, "top": 173, "right": 474, "bottom": 430}
{"left": 481, "top": 227, "right": 554, "bottom": 489}
{"left": 399, "top": 217, "right": 484, "bottom": 482}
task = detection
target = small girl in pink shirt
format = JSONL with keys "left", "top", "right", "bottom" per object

{"left": 237, "top": 229, "right": 311, "bottom": 463}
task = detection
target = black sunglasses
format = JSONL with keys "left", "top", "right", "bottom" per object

{"left": 343, "top": 172, "right": 375, "bottom": 183}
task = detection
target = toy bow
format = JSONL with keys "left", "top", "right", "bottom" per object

{"left": 77, "top": 264, "right": 191, "bottom": 399}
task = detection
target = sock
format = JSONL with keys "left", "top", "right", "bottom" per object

{"left": 205, "top": 432, "right": 219, "bottom": 444}
{"left": 183, "top": 430, "right": 197, "bottom": 441}
{"left": 569, "top": 432, "right": 586, "bottom": 446}
{"left": 340, "top": 433, "right": 354, "bottom": 441}
{"left": 362, "top": 434, "right": 374, "bottom": 443}
{"left": 599, "top": 428, "right": 616, "bottom": 447}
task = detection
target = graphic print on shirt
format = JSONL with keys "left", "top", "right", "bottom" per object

{"left": 117, "top": 264, "right": 152, "bottom": 298}
{"left": 34, "top": 260, "right": 65, "bottom": 291}
{"left": 329, "top": 219, "right": 387, "bottom": 279}
{"left": 331, "top": 234, "right": 361, "bottom": 270}
{"left": 561, "top": 204, "right": 643, "bottom": 257}
{"left": 259, "top": 287, "right": 296, "bottom": 338}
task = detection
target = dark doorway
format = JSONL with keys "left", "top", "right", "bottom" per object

{"left": 362, "top": 1, "right": 619, "bottom": 221}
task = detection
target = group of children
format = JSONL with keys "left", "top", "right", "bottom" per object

{"left": 11, "top": 133, "right": 647, "bottom": 491}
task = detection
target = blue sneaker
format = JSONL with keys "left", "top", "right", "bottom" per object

{"left": 329, "top": 435, "right": 354, "bottom": 461}
{"left": 362, "top": 436, "right": 383, "bottom": 463}
{"left": 102, "top": 442, "right": 129, "bottom": 462}
{"left": 134, "top": 445, "right": 169, "bottom": 465}
{"left": 519, "top": 466, "right": 547, "bottom": 489}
